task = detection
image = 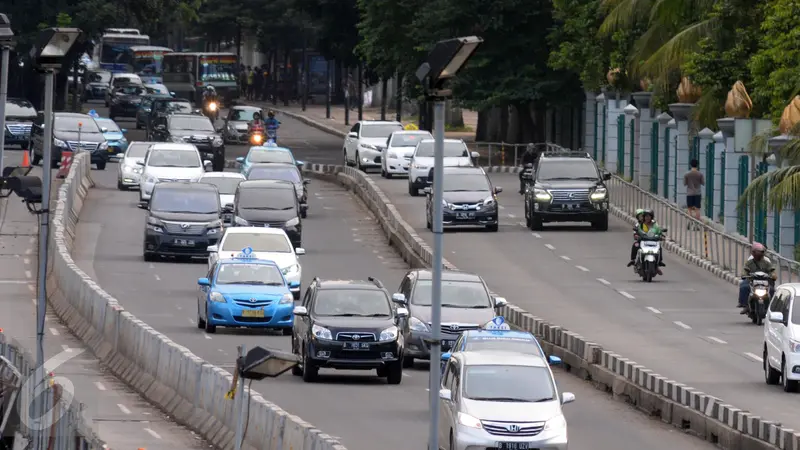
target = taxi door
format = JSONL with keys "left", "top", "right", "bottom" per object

{"left": 439, "top": 360, "right": 458, "bottom": 446}
{"left": 766, "top": 289, "right": 787, "bottom": 367}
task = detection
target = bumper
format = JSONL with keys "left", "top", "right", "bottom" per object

{"left": 84, "top": 89, "right": 107, "bottom": 100}
{"left": 119, "top": 169, "right": 141, "bottom": 186}
{"left": 143, "top": 231, "right": 219, "bottom": 257}
{"left": 453, "top": 425, "right": 568, "bottom": 450}
{"left": 786, "top": 353, "right": 800, "bottom": 380}
{"left": 140, "top": 181, "right": 156, "bottom": 200}
{"left": 308, "top": 339, "right": 402, "bottom": 370}
{"left": 225, "top": 130, "right": 251, "bottom": 143}
{"left": 409, "top": 172, "right": 429, "bottom": 189}
{"left": 532, "top": 200, "right": 608, "bottom": 222}
{"left": 385, "top": 157, "right": 410, "bottom": 175}
{"left": 284, "top": 271, "right": 301, "bottom": 296}
{"left": 109, "top": 103, "right": 140, "bottom": 117}
{"left": 206, "top": 301, "right": 294, "bottom": 328}
{"left": 4, "top": 135, "right": 29, "bottom": 146}
{"left": 441, "top": 210, "right": 498, "bottom": 227}
{"left": 357, "top": 148, "right": 382, "bottom": 167}
{"left": 106, "top": 143, "right": 128, "bottom": 157}
{"left": 404, "top": 330, "right": 461, "bottom": 359}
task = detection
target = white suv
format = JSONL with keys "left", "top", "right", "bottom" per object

{"left": 343, "top": 120, "right": 403, "bottom": 171}
{"left": 139, "top": 143, "right": 210, "bottom": 201}
{"left": 763, "top": 283, "right": 800, "bottom": 392}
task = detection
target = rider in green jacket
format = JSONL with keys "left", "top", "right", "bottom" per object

{"left": 628, "top": 210, "right": 666, "bottom": 270}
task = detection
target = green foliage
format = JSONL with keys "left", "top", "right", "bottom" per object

{"left": 548, "top": 0, "right": 609, "bottom": 90}
{"left": 293, "top": 0, "right": 360, "bottom": 65}
{"left": 355, "top": 0, "right": 426, "bottom": 76}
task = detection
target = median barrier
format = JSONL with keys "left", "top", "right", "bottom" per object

{"left": 46, "top": 152, "right": 348, "bottom": 450}
{"left": 300, "top": 162, "right": 800, "bottom": 450}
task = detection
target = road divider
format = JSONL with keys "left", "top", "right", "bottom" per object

{"left": 47, "top": 152, "right": 348, "bottom": 450}
{"left": 299, "top": 161, "right": 799, "bottom": 450}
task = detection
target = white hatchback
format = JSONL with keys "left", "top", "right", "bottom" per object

{"left": 117, "top": 141, "right": 154, "bottom": 190}
{"left": 381, "top": 130, "right": 432, "bottom": 178}
{"left": 139, "top": 143, "right": 210, "bottom": 201}
{"left": 408, "top": 139, "right": 478, "bottom": 196}
{"left": 763, "top": 283, "right": 800, "bottom": 392}
{"left": 343, "top": 120, "right": 403, "bottom": 171}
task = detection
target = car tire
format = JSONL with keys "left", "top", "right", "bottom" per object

{"left": 529, "top": 213, "right": 543, "bottom": 231}
{"left": 764, "top": 347, "right": 780, "bottom": 385}
{"left": 300, "top": 209, "right": 307, "bottom": 219}
{"left": 386, "top": 361, "right": 403, "bottom": 385}
{"left": 402, "top": 355, "right": 414, "bottom": 368}
{"left": 20, "top": 141, "right": 28, "bottom": 150}
{"left": 783, "top": 357, "right": 798, "bottom": 392}
{"left": 281, "top": 328, "right": 292, "bottom": 336}
{"left": 486, "top": 224, "right": 499, "bottom": 232}
{"left": 408, "top": 183, "right": 418, "bottom": 197}
{"left": 426, "top": 215, "right": 432, "bottom": 230}
{"left": 30, "top": 147, "right": 42, "bottom": 166}
{"left": 594, "top": 214, "right": 609, "bottom": 231}
{"left": 385, "top": 170, "right": 393, "bottom": 179}
{"left": 204, "top": 307, "right": 217, "bottom": 334}
{"left": 143, "top": 252, "right": 156, "bottom": 262}
{"left": 356, "top": 152, "right": 363, "bottom": 171}
{"left": 197, "top": 307, "right": 206, "bottom": 329}
{"left": 136, "top": 120, "right": 142, "bottom": 130}
{"left": 381, "top": 168, "right": 386, "bottom": 178}
{"left": 96, "top": 160, "right": 107, "bottom": 170}
{"left": 117, "top": 179, "right": 126, "bottom": 190}
{"left": 301, "top": 349, "right": 318, "bottom": 382}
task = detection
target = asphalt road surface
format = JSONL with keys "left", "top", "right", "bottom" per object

{"left": 65, "top": 105, "right": 718, "bottom": 450}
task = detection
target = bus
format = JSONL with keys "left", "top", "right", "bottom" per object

{"left": 105, "top": 28, "right": 141, "bottom": 35}
{"left": 115, "top": 46, "right": 173, "bottom": 84}
{"left": 162, "top": 52, "right": 239, "bottom": 105}
{"left": 96, "top": 33, "right": 151, "bottom": 73}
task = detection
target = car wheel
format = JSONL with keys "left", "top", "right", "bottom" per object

{"left": 291, "top": 339, "right": 303, "bottom": 376}
{"left": 136, "top": 120, "right": 142, "bottom": 130}
{"left": 197, "top": 306, "right": 206, "bottom": 329}
{"left": 301, "top": 349, "right": 318, "bottom": 382}
{"left": 381, "top": 168, "right": 386, "bottom": 178}
{"left": 281, "top": 328, "right": 292, "bottom": 336}
{"left": 408, "top": 183, "right": 418, "bottom": 197}
{"left": 143, "top": 252, "right": 155, "bottom": 262}
{"left": 300, "top": 209, "right": 307, "bottom": 219}
{"left": 204, "top": 307, "right": 217, "bottom": 334}
{"left": 594, "top": 214, "right": 609, "bottom": 231}
{"left": 96, "top": 160, "right": 107, "bottom": 170}
{"left": 386, "top": 361, "right": 403, "bottom": 385}
{"left": 764, "top": 346, "right": 780, "bottom": 385}
{"left": 783, "top": 357, "right": 799, "bottom": 392}
{"left": 529, "top": 213, "right": 543, "bottom": 231}
{"left": 486, "top": 224, "right": 499, "bottom": 232}
{"left": 117, "top": 179, "right": 126, "bottom": 190}
{"left": 402, "top": 355, "right": 414, "bottom": 368}
{"left": 385, "top": 170, "right": 393, "bottom": 179}
{"left": 30, "top": 147, "right": 42, "bottom": 166}
{"left": 356, "top": 152, "right": 363, "bottom": 171}
{"left": 20, "top": 141, "right": 28, "bottom": 150}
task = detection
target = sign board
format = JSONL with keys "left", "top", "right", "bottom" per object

{"left": 484, "top": 316, "right": 510, "bottom": 331}
{"left": 404, "top": 123, "right": 419, "bottom": 130}
{"left": 200, "top": 56, "right": 237, "bottom": 65}
{"left": 235, "top": 247, "right": 255, "bottom": 259}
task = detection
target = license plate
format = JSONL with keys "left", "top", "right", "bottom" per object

{"left": 241, "top": 309, "right": 264, "bottom": 318}
{"left": 442, "top": 340, "right": 455, "bottom": 349}
{"left": 498, "top": 443, "right": 534, "bottom": 450}
{"left": 344, "top": 342, "right": 370, "bottom": 350}
{"left": 456, "top": 212, "right": 475, "bottom": 219}
{"left": 174, "top": 239, "right": 194, "bottom": 246}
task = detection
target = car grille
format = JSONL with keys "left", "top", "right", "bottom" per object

{"left": 7, "top": 124, "right": 32, "bottom": 136}
{"left": 66, "top": 141, "right": 99, "bottom": 152}
{"left": 336, "top": 332, "right": 376, "bottom": 342}
{"left": 234, "top": 315, "right": 272, "bottom": 323}
{"left": 436, "top": 323, "right": 481, "bottom": 334}
{"left": 162, "top": 222, "right": 206, "bottom": 235}
{"left": 549, "top": 189, "right": 590, "bottom": 202}
{"left": 247, "top": 220, "right": 286, "bottom": 228}
{"left": 232, "top": 298, "right": 273, "bottom": 307}
{"left": 481, "top": 420, "right": 545, "bottom": 437}
{"left": 450, "top": 203, "right": 481, "bottom": 210}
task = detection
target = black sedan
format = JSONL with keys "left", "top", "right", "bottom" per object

{"left": 109, "top": 84, "right": 147, "bottom": 120}
{"left": 150, "top": 113, "right": 226, "bottom": 171}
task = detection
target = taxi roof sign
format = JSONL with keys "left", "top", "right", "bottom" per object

{"left": 265, "top": 140, "right": 277, "bottom": 146}
{"left": 235, "top": 247, "right": 255, "bottom": 258}
{"left": 88, "top": 109, "right": 99, "bottom": 118}
{"left": 484, "top": 316, "right": 510, "bottom": 331}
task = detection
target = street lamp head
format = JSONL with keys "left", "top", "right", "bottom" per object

{"left": 0, "top": 13, "right": 15, "bottom": 48}
{"left": 237, "top": 346, "right": 299, "bottom": 381}
{"left": 418, "top": 36, "right": 483, "bottom": 97}
{"left": 32, "top": 27, "right": 82, "bottom": 70}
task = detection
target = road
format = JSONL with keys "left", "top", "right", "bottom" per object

{"left": 67, "top": 105, "right": 717, "bottom": 450}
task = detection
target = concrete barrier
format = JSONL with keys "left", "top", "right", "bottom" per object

{"left": 46, "top": 152, "right": 348, "bottom": 450}
{"left": 299, "top": 162, "right": 800, "bottom": 450}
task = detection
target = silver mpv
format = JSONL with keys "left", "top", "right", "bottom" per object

{"left": 438, "top": 351, "right": 574, "bottom": 450}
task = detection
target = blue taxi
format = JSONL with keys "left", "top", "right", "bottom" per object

{"left": 90, "top": 113, "right": 129, "bottom": 157}
{"left": 196, "top": 247, "right": 299, "bottom": 334}
{"left": 440, "top": 317, "right": 562, "bottom": 372}
{"left": 236, "top": 145, "right": 305, "bottom": 174}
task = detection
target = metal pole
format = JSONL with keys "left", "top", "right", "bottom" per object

{"left": 325, "top": 60, "right": 331, "bottom": 119}
{"left": 233, "top": 344, "right": 246, "bottom": 450}
{"left": 344, "top": 67, "right": 350, "bottom": 126}
{"left": 35, "top": 69, "right": 55, "bottom": 450}
{"left": 427, "top": 99, "right": 445, "bottom": 450}
{"left": 357, "top": 63, "right": 363, "bottom": 121}
{"left": 300, "top": 33, "right": 307, "bottom": 112}
{"left": 0, "top": 47, "right": 10, "bottom": 173}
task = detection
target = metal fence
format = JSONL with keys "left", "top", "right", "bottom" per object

{"left": 466, "top": 142, "right": 571, "bottom": 166}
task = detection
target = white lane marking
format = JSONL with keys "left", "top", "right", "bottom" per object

{"left": 377, "top": 255, "right": 384, "bottom": 259}
{"left": 744, "top": 352, "right": 763, "bottom": 363}
{"left": 646, "top": 307, "right": 662, "bottom": 314}
{"left": 517, "top": 221, "right": 526, "bottom": 227}
{"left": 673, "top": 321, "right": 691, "bottom": 330}
{"left": 204, "top": 334, "right": 212, "bottom": 340}
{"left": 27, "top": 284, "right": 34, "bottom": 292}
{"left": 560, "top": 255, "right": 571, "bottom": 261}
{"left": 49, "top": 328, "right": 60, "bottom": 336}
{"left": 575, "top": 265, "right": 589, "bottom": 272}
{"left": 148, "top": 263, "right": 155, "bottom": 269}
{"left": 618, "top": 291, "right": 635, "bottom": 300}
{"left": 188, "top": 318, "right": 196, "bottom": 325}
{"left": 154, "top": 274, "right": 161, "bottom": 281}
{"left": 144, "top": 428, "right": 162, "bottom": 439}
{"left": 532, "top": 233, "right": 541, "bottom": 238}
{"left": 25, "top": 270, "right": 32, "bottom": 278}
{"left": 597, "top": 278, "right": 610, "bottom": 285}
{"left": 508, "top": 214, "right": 516, "bottom": 219}
{"left": 61, "top": 345, "right": 73, "bottom": 353}
{"left": 403, "top": 372, "right": 411, "bottom": 377}
{"left": 707, "top": 336, "right": 727, "bottom": 344}
{"left": 25, "top": 248, "right": 32, "bottom": 255}
{"left": 544, "top": 244, "right": 555, "bottom": 250}
{"left": 94, "top": 382, "right": 107, "bottom": 391}
{"left": 23, "top": 258, "right": 30, "bottom": 265}
{"left": 31, "top": 298, "right": 36, "bottom": 305}
{"left": 117, "top": 404, "right": 131, "bottom": 414}
{"left": 498, "top": 205, "right": 505, "bottom": 210}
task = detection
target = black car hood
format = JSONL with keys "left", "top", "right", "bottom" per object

{"left": 238, "top": 208, "right": 297, "bottom": 222}
{"left": 442, "top": 190, "right": 491, "bottom": 204}
{"left": 87, "top": 82, "right": 107, "bottom": 88}
{"left": 149, "top": 211, "right": 219, "bottom": 222}
{"left": 536, "top": 179, "right": 602, "bottom": 190}
{"left": 116, "top": 94, "right": 141, "bottom": 102}
{"left": 313, "top": 316, "right": 396, "bottom": 334}
{"left": 52, "top": 130, "right": 106, "bottom": 143}
{"left": 170, "top": 130, "right": 220, "bottom": 139}
{"left": 6, "top": 118, "right": 34, "bottom": 125}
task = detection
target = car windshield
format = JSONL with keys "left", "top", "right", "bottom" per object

{"left": 465, "top": 337, "right": 542, "bottom": 356}
{"left": 215, "top": 263, "right": 284, "bottom": 285}
{"left": 412, "top": 280, "right": 490, "bottom": 308}
{"left": 5, "top": 100, "right": 36, "bottom": 120}
{"left": 238, "top": 188, "right": 295, "bottom": 210}
{"left": 230, "top": 109, "right": 261, "bottom": 121}
{"left": 537, "top": 160, "right": 599, "bottom": 181}
{"left": 113, "top": 77, "right": 140, "bottom": 86}
{"left": 361, "top": 124, "right": 403, "bottom": 138}
{"left": 391, "top": 133, "right": 432, "bottom": 147}
{"left": 88, "top": 72, "right": 111, "bottom": 83}
{"left": 200, "top": 176, "right": 242, "bottom": 194}
{"left": 221, "top": 233, "right": 292, "bottom": 253}
{"left": 148, "top": 150, "right": 200, "bottom": 167}
{"left": 145, "top": 84, "right": 169, "bottom": 94}
{"left": 247, "top": 167, "right": 301, "bottom": 182}
{"left": 443, "top": 174, "right": 490, "bottom": 192}
{"left": 160, "top": 101, "right": 193, "bottom": 114}
{"left": 464, "top": 365, "right": 556, "bottom": 402}
{"left": 170, "top": 116, "right": 214, "bottom": 132}
{"left": 792, "top": 298, "right": 800, "bottom": 325}
{"left": 249, "top": 150, "right": 294, "bottom": 164}
{"left": 96, "top": 120, "right": 121, "bottom": 133}
{"left": 415, "top": 141, "right": 469, "bottom": 158}
{"left": 313, "top": 290, "right": 392, "bottom": 317}
{"left": 54, "top": 116, "right": 101, "bottom": 133}
{"left": 150, "top": 190, "right": 218, "bottom": 214}
{"left": 126, "top": 143, "right": 150, "bottom": 157}
{"left": 116, "top": 85, "right": 145, "bottom": 95}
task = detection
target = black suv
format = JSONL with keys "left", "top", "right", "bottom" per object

{"left": 231, "top": 180, "right": 302, "bottom": 247}
{"left": 151, "top": 113, "right": 226, "bottom": 171}
{"left": 140, "top": 182, "right": 223, "bottom": 261}
{"left": 424, "top": 166, "right": 501, "bottom": 232}
{"left": 523, "top": 151, "right": 611, "bottom": 231}
{"left": 291, "top": 277, "right": 408, "bottom": 384}
{"left": 108, "top": 83, "right": 146, "bottom": 120}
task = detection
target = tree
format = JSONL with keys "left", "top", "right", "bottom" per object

{"left": 355, "top": 0, "right": 426, "bottom": 77}
{"left": 294, "top": 0, "right": 360, "bottom": 66}
{"left": 548, "top": 0, "right": 609, "bottom": 91}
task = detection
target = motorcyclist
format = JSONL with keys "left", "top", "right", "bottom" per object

{"left": 627, "top": 209, "right": 646, "bottom": 265}
{"left": 265, "top": 110, "right": 280, "bottom": 139}
{"left": 518, "top": 144, "right": 538, "bottom": 194}
{"left": 628, "top": 210, "right": 666, "bottom": 272}
{"left": 248, "top": 111, "right": 266, "bottom": 134}
{"left": 738, "top": 242, "right": 776, "bottom": 314}
{"left": 202, "top": 85, "right": 218, "bottom": 104}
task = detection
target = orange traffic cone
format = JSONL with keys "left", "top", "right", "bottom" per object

{"left": 21, "top": 151, "right": 30, "bottom": 168}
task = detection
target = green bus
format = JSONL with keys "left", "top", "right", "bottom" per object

{"left": 161, "top": 52, "right": 239, "bottom": 106}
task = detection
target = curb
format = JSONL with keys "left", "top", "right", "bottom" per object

{"left": 300, "top": 162, "right": 798, "bottom": 450}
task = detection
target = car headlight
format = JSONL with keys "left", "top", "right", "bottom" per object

{"left": 533, "top": 188, "right": 552, "bottom": 201}
{"left": 789, "top": 339, "right": 800, "bottom": 353}
{"left": 143, "top": 107, "right": 151, "bottom": 112}
{"left": 285, "top": 217, "right": 300, "bottom": 227}
{"left": 379, "top": 326, "right": 398, "bottom": 341}
{"left": 387, "top": 152, "right": 398, "bottom": 159}
{"left": 482, "top": 196, "right": 496, "bottom": 207}
{"left": 412, "top": 163, "right": 427, "bottom": 170}
{"left": 360, "top": 143, "right": 378, "bottom": 150}
{"left": 208, "top": 291, "right": 226, "bottom": 303}
{"left": 281, "top": 264, "right": 300, "bottom": 275}
{"left": 409, "top": 317, "right": 429, "bottom": 332}
{"left": 754, "top": 287, "right": 768, "bottom": 297}
{"left": 206, "top": 220, "right": 223, "bottom": 234}
{"left": 234, "top": 216, "right": 249, "bottom": 226}
{"left": 279, "top": 293, "right": 293, "bottom": 304}
{"left": 213, "top": 137, "right": 223, "bottom": 147}
{"left": 171, "top": 136, "right": 184, "bottom": 143}
{"left": 146, "top": 216, "right": 163, "bottom": 233}
{"left": 145, "top": 175, "right": 158, "bottom": 184}
{"left": 544, "top": 414, "right": 567, "bottom": 431}
{"left": 53, "top": 138, "right": 67, "bottom": 148}
{"left": 457, "top": 412, "right": 482, "bottom": 429}
{"left": 312, "top": 324, "right": 332, "bottom": 340}
{"left": 590, "top": 187, "right": 608, "bottom": 201}
{"left": 99, "top": 142, "right": 108, "bottom": 150}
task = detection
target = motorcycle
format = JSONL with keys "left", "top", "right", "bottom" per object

{"left": 633, "top": 227, "right": 667, "bottom": 282}
{"left": 266, "top": 129, "right": 277, "bottom": 144}
{"left": 745, "top": 271, "right": 772, "bottom": 325}
{"left": 519, "top": 163, "right": 534, "bottom": 194}
{"left": 249, "top": 130, "right": 265, "bottom": 146}
{"left": 203, "top": 99, "right": 219, "bottom": 121}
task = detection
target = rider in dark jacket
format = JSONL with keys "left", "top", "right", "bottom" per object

{"left": 519, "top": 144, "right": 539, "bottom": 194}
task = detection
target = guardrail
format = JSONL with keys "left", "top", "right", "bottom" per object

{"left": 48, "top": 152, "right": 348, "bottom": 450}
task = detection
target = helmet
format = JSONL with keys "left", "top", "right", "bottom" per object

{"left": 268, "top": 110, "right": 275, "bottom": 118}
{"left": 642, "top": 209, "right": 654, "bottom": 219}
{"left": 206, "top": 85, "right": 216, "bottom": 93}
{"left": 253, "top": 111, "right": 262, "bottom": 120}
{"left": 752, "top": 242, "right": 766, "bottom": 255}
{"left": 635, "top": 208, "right": 645, "bottom": 218}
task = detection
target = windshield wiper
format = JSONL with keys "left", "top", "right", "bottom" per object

{"left": 160, "top": 210, "right": 206, "bottom": 214}
{"left": 330, "top": 313, "right": 389, "bottom": 317}
{"left": 441, "top": 303, "right": 487, "bottom": 308}
{"left": 572, "top": 176, "right": 600, "bottom": 180}
{"left": 532, "top": 397, "right": 555, "bottom": 402}
{"left": 446, "top": 189, "right": 482, "bottom": 192}
{"left": 471, "top": 397, "right": 530, "bottom": 402}
{"left": 245, "top": 206, "right": 279, "bottom": 210}
{"left": 462, "top": 305, "right": 490, "bottom": 309}
{"left": 541, "top": 177, "right": 573, "bottom": 181}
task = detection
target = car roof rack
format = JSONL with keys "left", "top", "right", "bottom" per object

{"left": 368, "top": 276, "right": 384, "bottom": 289}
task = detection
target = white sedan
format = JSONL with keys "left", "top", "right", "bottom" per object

{"left": 381, "top": 130, "right": 432, "bottom": 178}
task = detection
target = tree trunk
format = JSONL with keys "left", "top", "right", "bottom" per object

{"left": 283, "top": 49, "right": 290, "bottom": 106}
{"left": 380, "top": 78, "right": 388, "bottom": 120}
{"left": 395, "top": 73, "right": 402, "bottom": 122}
{"left": 446, "top": 101, "right": 464, "bottom": 128}
{"left": 235, "top": 24, "right": 242, "bottom": 59}
{"left": 476, "top": 110, "right": 489, "bottom": 141}
{"left": 530, "top": 103, "right": 547, "bottom": 143}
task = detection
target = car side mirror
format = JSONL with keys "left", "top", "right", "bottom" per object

{"left": 439, "top": 389, "right": 452, "bottom": 401}
{"left": 236, "top": 157, "right": 245, "bottom": 163}
{"left": 493, "top": 296, "right": 508, "bottom": 308}
{"left": 347, "top": 132, "right": 357, "bottom": 138}
{"left": 494, "top": 186, "right": 503, "bottom": 194}
{"left": 296, "top": 161, "right": 305, "bottom": 168}
{"left": 137, "top": 201, "right": 148, "bottom": 209}
{"left": 293, "top": 306, "right": 308, "bottom": 316}
{"left": 303, "top": 179, "right": 310, "bottom": 185}
{"left": 548, "top": 355, "right": 562, "bottom": 366}
{"left": 768, "top": 311, "right": 784, "bottom": 323}
{"left": 100, "top": 127, "right": 108, "bottom": 133}
{"left": 203, "top": 160, "right": 213, "bottom": 171}
{"left": 471, "top": 151, "right": 480, "bottom": 159}
{"left": 441, "top": 352, "right": 452, "bottom": 362}
{"left": 289, "top": 281, "right": 300, "bottom": 288}
{"left": 396, "top": 307, "right": 408, "bottom": 318}
{"left": 603, "top": 173, "right": 612, "bottom": 180}
{"left": 207, "top": 245, "right": 218, "bottom": 252}
{"left": 391, "top": 293, "right": 407, "bottom": 304}
{"left": 170, "top": 91, "right": 176, "bottom": 97}
{"left": 423, "top": 187, "right": 431, "bottom": 195}
{"left": 136, "top": 160, "right": 145, "bottom": 166}
{"left": 121, "top": 128, "right": 128, "bottom": 134}
{"left": 224, "top": 203, "right": 234, "bottom": 211}
{"left": 295, "top": 248, "right": 306, "bottom": 255}
{"left": 198, "top": 277, "right": 210, "bottom": 286}
{"left": 561, "top": 392, "right": 576, "bottom": 405}
{"left": 661, "top": 228, "right": 668, "bottom": 233}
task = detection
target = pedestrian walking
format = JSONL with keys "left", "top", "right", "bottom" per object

{"left": 684, "top": 158, "right": 705, "bottom": 229}
{"left": 247, "top": 67, "right": 255, "bottom": 100}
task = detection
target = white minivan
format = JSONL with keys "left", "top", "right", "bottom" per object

{"left": 763, "top": 283, "right": 800, "bottom": 392}
{"left": 138, "top": 143, "right": 211, "bottom": 201}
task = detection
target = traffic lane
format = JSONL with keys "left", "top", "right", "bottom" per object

{"left": 369, "top": 172, "right": 800, "bottom": 429}
{"left": 70, "top": 168, "right": 717, "bottom": 450}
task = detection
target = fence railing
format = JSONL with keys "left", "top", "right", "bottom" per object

{"left": 466, "top": 141, "right": 573, "bottom": 166}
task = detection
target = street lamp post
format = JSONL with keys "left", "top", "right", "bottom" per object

{"left": 0, "top": 14, "right": 16, "bottom": 175}
{"left": 415, "top": 36, "right": 482, "bottom": 450}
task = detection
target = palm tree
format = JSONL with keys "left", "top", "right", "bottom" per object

{"left": 740, "top": 122, "right": 800, "bottom": 213}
